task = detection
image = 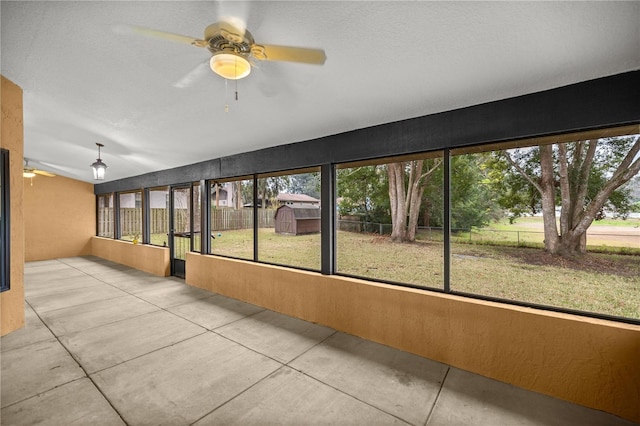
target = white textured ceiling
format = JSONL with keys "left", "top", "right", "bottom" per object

{"left": 2, "top": 1, "right": 639, "bottom": 183}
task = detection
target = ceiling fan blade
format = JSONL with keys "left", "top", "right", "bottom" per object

{"left": 124, "top": 25, "right": 208, "bottom": 48}
{"left": 173, "top": 61, "right": 210, "bottom": 89}
{"left": 216, "top": 0, "right": 250, "bottom": 37}
{"left": 34, "top": 169, "right": 56, "bottom": 177}
{"left": 254, "top": 44, "right": 326, "bottom": 65}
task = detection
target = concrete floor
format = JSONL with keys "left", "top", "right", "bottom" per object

{"left": 1, "top": 256, "right": 636, "bottom": 426}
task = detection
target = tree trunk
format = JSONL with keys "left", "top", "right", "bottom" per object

{"left": 538, "top": 145, "right": 561, "bottom": 253}
{"left": 388, "top": 159, "right": 441, "bottom": 243}
{"left": 508, "top": 137, "right": 640, "bottom": 257}
{"left": 388, "top": 162, "right": 407, "bottom": 241}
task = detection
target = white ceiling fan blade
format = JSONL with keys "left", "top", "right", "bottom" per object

{"left": 254, "top": 45, "right": 326, "bottom": 65}
{"left": 36, "top": 161, "right": 79, "bottom": 175}
{"left": 114, "top": 24, "right": 208, "bottom": 48}
{"left": 216, "top": 1, "right": 250, "bottom": 38}
{"left": 34, "top": 169, "right": 56, "bottom": 177}
{"left": 173, "top": 61, "right": 211, "bottom": 89}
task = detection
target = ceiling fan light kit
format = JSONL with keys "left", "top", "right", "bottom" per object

{"left": 210, "top": 52, "right": 251, "bottom": 80}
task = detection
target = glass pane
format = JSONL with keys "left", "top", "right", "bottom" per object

{"left": 336, "top": 154, "right": 444, "bottom": 288}
{"left": 149, "top": 188, "right": 169, "bottom": 246}
{"left": 257, "top": 169, "right": 321, "bottom": 270}
{"left": 97, "top": 194, "right": 114, "bottom": 238}
{"left": 172, "top": 187, "right": 191, "bottom": 260}
{"left": 119, "top": 191, "right": 141, "bottom": 242}
{"left": 450, "top": 133, "right": 640, "bottom": 320}
{"left": 211, "top": 179, "right": 254, "bottom": 260}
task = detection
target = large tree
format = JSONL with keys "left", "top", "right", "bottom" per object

{"left": 288, "top": 172, "right": 321, "bottom": 199}
{"left": 336, "top": 165, "right": 388, "bottom": 223}
{"left": 500, "top": 136, "right": 640, "bottom": 256}
{"left": 423, "top": 154, "right": 502, "bottom": 230}
{"left": 388, "top": 159, "right": 441, "bottom": 242}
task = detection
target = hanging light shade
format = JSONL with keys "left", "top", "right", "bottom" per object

{"left": 210, "top": 51, "right": 251, "bottom": 80}
{"left": 90, "top": 143, "right": 108, "bottom": 180}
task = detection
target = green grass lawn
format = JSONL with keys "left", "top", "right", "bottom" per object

{"left": 446, "top": 217, "right": 640, "bottom": 252}
{"left": 202, "top": 228, "right": 639, "bottom": 320}
{"left": 147, "top": 226, "right": 638, "bottom": 320}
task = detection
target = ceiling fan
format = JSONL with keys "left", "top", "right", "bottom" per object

{"left": 130, "top": 21, "right": 326, "bottom": 81}
{"left": 23, "top": 159, "right": 56, "bottom": 178}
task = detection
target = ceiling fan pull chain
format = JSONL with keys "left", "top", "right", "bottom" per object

{"left": 225, "top": 78, "right": 229, "bottom": 113}
{"left": 234, "top": 59, "right": 239, "bottom": 101}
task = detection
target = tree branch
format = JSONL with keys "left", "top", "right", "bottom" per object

{"left": 571, "top": 136, "right": 640, "bottom": 238}
{"left": 418, "top": 158, "right": 443, "bottom": 182}
{"left": 573, "top": 140, "right": 597, "bottom": 224}
{"left": 503, "top": 151, "right": 543, "bottom": 195}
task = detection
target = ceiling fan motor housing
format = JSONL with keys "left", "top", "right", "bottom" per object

{"left": 204, "top": 22, "right": 254, "bottom": 57}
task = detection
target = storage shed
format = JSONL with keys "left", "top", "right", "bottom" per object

{"left": 274, "top": 204, "right": 321, "bottom": 235}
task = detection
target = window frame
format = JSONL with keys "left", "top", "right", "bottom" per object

{"left": 117, "top": 190, "right": 144, "bottom": 242}
{"left": 1, "top": 149, "right": 10, "bottom": 292}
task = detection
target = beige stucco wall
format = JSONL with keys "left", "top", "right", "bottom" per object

{"left": 24, "top": 174, "right": 94, "bottom": 261}
{"left": 186, "top": 252, "right": 640, "bottom": 423}
{"left": 0, "top": 76, "right": 25, "bottom": 336}
{"left": 91, "top": 236, "right": 170, "bottom": 276}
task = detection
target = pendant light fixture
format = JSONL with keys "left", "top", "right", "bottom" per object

{"left": 90, "top": 143, "right": 108, "bottom": 180}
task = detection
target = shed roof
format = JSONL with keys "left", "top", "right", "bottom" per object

{"left": 276, "top": 204, "right": 321, "bottom": 219}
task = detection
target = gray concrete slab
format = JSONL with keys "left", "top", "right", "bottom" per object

{"left": 23, "top": 267, "right": 88, "bottom": 284}
{"left": 69, "top": 262, "right": 133, "bottom": 275}
{"left": 25, "top": 274, "right": 105, "bottom": 298}
{"left": 91, "top": 269, "right": 163, "bottom": 284}
{"left": 427, "top": 367, "right": 637, "bottom": 426}
{"left": 39, "top": 295, "right": 160, "bottom": 336}
{"left": 0, "top": 338, "right": 85, "bottom": 408}
{"left": 167, "top": 294, "right": 265, "bottom": 330}
{"left": 195, "top": 366, "right": 410, "bottom": 425}
{"left": 290, "top": 331, "right": 449, "bottom": 425}
{"left": 59, "top": 256, "right": 114, "bottom": 266}
{"left": 106, "top": 275, "right": 180, "bottom": 294}
{"left": 216, "top": 310, "right": 335, "bottom": 363}
{"left": 59, "top": 310, "right": 206, "bottom": 373}
{"left": 0, "top": 305, "right": 53, "bottom": 352}
{"left": 92, "top": 332, "right": 281, "bottom": 426}
{"left": 0, "top": 378, "right": 125, "bottom": 426}
{"left": 28, "top": 284, "right": 128, "bottom": 313}
{"left": 24, "top": 259, "right": 65, "bottom": 269}
{"left": 135, "top": 283, "right": 214, "bottom": 308}
{"left": 23, "top": 261, "right": 69, "bottom": 274}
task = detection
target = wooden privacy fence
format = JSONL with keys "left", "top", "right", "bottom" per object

{"left": 212, "top": 208, "right": 274, "bottom": 230}
{"left": 97, "top": 208, "right": 114, "bottom": 237}
{"left": 99, "top": 208, "right": 274, "bottom": 236}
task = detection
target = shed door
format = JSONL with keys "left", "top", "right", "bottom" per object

{"left": 282, "top": 210, "right": 293, "bottom": 233}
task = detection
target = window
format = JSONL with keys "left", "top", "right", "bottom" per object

{"left": 449, "top": 128, "right": 640, "bottom": 320}
{"left": 149, "top": 187, "right": 169, "bottom": 246}
{"left": 1, "top": 149, "right": 9, "bottom": 292}
{"left": 257, "top": 168, "right": 321, "bottom": 270}
{"left": 210, "top": 178, "right": 254, "bottom": 260}
{"left": 336, "top": 153, "right": 445, "bottom": 288}
{"left": 119, "top": 191, "right": 142, "bottom": 242}
{"left": 97, "top": 193, "right": 114, "bottom": 238}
